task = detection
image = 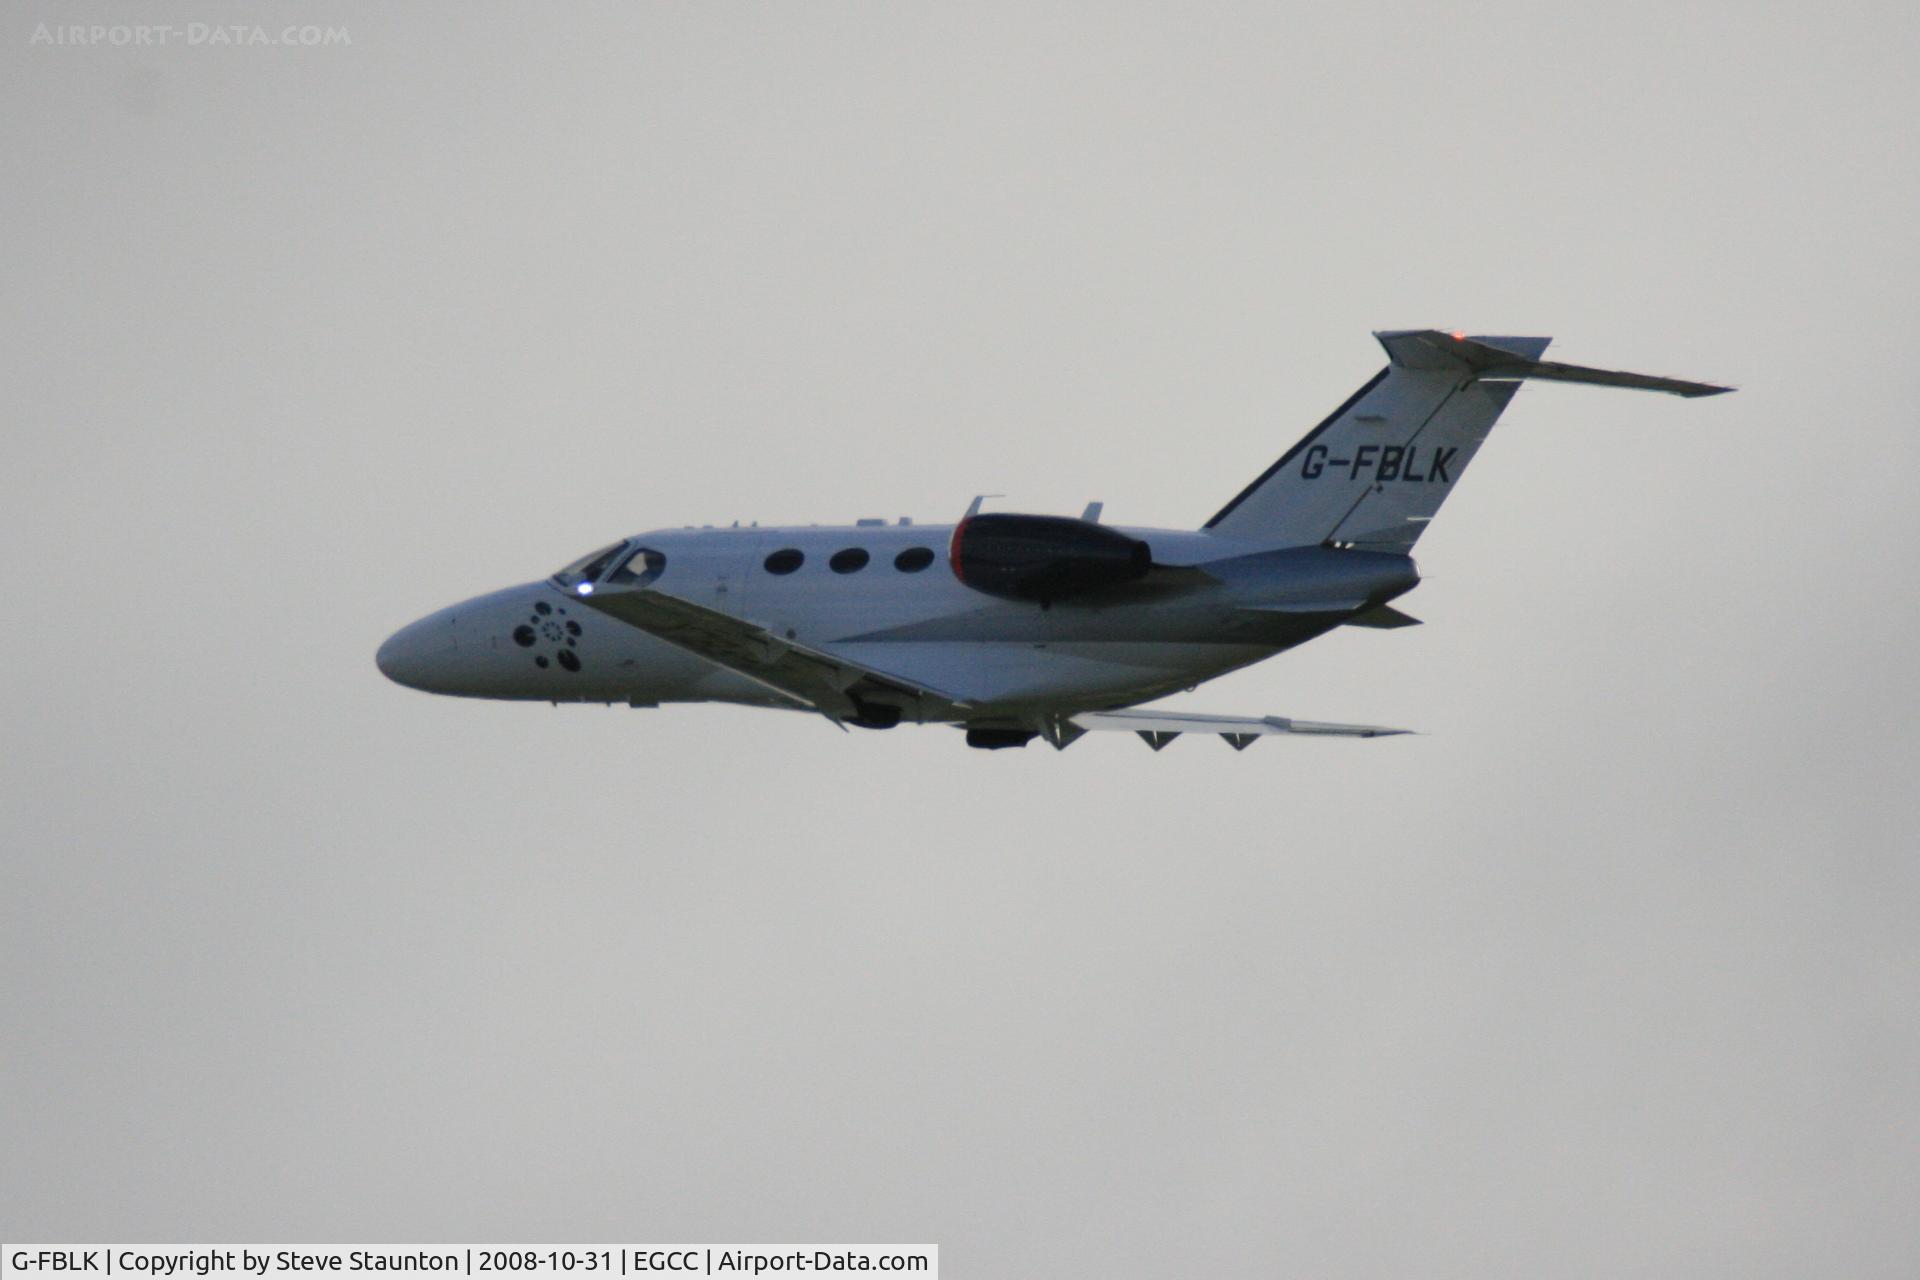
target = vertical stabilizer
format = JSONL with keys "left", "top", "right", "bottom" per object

{"left": 1205, "top": 330, "right": 1730, "bottom": 549}
{"left": 1204, "top": 332, "right": 1551, "bottom": 549}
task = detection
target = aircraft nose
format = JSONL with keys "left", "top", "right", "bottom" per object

{"left": 376, "top": 609, "right": 457, "bottom": 691}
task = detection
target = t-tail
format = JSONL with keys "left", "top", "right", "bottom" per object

{"left": 1203, "top": 330, "right": 1732, "bottom": 550}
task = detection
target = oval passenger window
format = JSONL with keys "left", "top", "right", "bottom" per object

{"left": 829, "top": 548, "right": 871, "bottom": 574}
{"left": 894, "top": 546, "right": 935, "bottom": 572}
{"left": 764, "top": 548, "right": 804, "bottom": 575}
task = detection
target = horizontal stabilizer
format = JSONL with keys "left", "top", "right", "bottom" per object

{"left": 1375, "top": 329, "right": 1733, "bottom": 398}
{"left": 1072, "top": 708, "right": 1412, "bottom": 749}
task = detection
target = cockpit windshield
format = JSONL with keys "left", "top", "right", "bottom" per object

{"left": 551, "top": 541, "right": 667, "bottom": 594}
{"left": 551, "top": 542, "right": 627, "bottom": 592}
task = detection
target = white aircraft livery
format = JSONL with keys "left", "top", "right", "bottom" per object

{"left": 378, "top": 330, "right": 1731, "bottom": 750}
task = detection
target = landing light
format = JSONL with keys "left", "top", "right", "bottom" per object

{"left": 576, "top": 583, "right": 594, "bottom": 595}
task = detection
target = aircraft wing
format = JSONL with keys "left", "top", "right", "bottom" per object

{"left": 582, "top": 585, "right": 971, "bottom": 724}
{"left": 1070, "top": 708, "right": 1412, "bottom": 750}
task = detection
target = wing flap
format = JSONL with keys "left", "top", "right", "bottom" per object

{"left": 1072, "top": 708, "right": 1412, "bottom": 749}
{"left": 1344, "top": 603, "right": 1423, "bottom": 629}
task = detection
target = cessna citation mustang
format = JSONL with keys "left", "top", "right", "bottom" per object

{"left": 378, "top": 330, "right": 1730, "bottom": 750}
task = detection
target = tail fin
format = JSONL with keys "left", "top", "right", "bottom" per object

{"left": 1203, "top": 330, "right": 1732, "bottom": 549}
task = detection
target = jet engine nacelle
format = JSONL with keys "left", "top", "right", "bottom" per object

{"left": 949, "top": 513, "right": 1151, "bottom": 603}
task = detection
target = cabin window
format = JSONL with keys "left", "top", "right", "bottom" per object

{"left": 829, "top": 548, "right": 871, "bottom": 574}
{"left": 894, "top": 546, "right": 935, "bottom": 572}
{"left": 764, "top": 548, "right": 804, "bottom": 575}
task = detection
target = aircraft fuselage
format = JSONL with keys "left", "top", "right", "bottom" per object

{"left": 376, "top": 522, "right": 1418, "bottom": 721}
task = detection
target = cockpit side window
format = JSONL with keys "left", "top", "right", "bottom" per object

{"left": 608, "top": 546, "right": 666, "bottom": 586}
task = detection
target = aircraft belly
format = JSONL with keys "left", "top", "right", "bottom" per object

{"left": 836, "top": 601, "right": 1326, "bottom": 644}
{"left": 831, "top": 640, "right": 1274, "bottom": 714}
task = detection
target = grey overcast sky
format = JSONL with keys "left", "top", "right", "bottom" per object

{"left": 4, "top": 2, "right": 1917, "bottom": 1274}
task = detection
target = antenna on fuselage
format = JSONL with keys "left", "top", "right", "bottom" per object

{"left": 1080, "top": 501, "right": 1104, "bottom": 523}
{"left": 965, "top": 494, "right": 1003, "bottom": 517}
